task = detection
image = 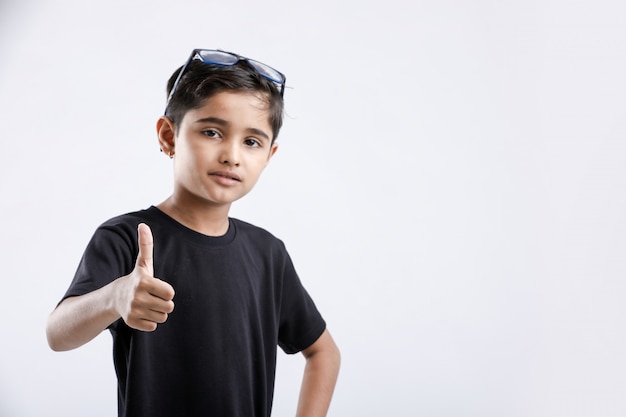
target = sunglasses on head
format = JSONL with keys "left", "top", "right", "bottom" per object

{"left": 164, "top": 49, "right": 287, "bottom": 115}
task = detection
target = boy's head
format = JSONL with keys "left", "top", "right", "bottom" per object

{"left": 164, "top": 49, "right": 286, "bottom": 142}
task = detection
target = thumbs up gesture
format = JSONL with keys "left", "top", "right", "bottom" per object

{"left": 114, "top": 223, "right": 175, "bottom": 331}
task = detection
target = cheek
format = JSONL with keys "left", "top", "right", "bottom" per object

{"left": 252, "top": 155, "right": 271, "bottom": 171}
{"left": 242, "top": 159, "right": 266, "bottom": 182}
{"left": 179, "top": 143, "right": 206, "bottom": 165}
{"left": 174, "top": 152, "right": 201, "bottom": 177}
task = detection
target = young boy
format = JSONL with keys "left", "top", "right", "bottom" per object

{"left": 46, "top": 49, "right": 340, "bottom": 417}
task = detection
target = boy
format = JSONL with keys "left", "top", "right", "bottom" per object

{"left": 46, "top": 49, "right": 340, "bottom": 417}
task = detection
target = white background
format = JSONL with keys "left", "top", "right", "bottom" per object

{"left": 1, "top": 1, "right": 625, "bottom": 416}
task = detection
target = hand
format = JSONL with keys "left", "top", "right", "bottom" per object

{"left": 114, "top": 223, "right": 175, "bottom": 331}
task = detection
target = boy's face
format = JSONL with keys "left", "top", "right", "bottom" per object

{"left": 158, "top": 91, "right": 278, "bottom": 209}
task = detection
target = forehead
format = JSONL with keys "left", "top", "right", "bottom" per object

{"left": 184, "top": 91, "right": 273, "bottom": 133}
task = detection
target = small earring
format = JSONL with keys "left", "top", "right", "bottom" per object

{"left": 169, "top": 151, "right": 174, "bottom": 159}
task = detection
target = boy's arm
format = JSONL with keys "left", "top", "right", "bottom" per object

{"left": 296, "top": 329, "right": 341, "bottom": 417}
{"left": 47, "top": 284, "right": 122, "bottom": 352}
{"left": 46, "top": 224, "right": 175, "bottom": 351}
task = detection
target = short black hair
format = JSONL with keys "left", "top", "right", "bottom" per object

{"left": 165, "top": 60, "right": 284, "bottom": 142}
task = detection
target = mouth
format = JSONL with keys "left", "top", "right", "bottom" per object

{"left": 210, "top": 171, "right": 241, "bottom": 182}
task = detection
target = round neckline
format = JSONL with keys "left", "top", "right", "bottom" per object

{"left": 147, "top": 205, "right": 237, "bottom": 247}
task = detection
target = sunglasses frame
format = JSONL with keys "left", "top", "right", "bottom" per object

{"left": 164, "top": 49, "right": 286, "bottom": 115}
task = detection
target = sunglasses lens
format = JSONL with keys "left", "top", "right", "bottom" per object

{"left": 196, "top": 50, "right": 238, "bottom": 65}
{"left": 190, "top": 50, "right": 284, "bottom": 93}
{"left": 247, "top": 59, "right": 285, "bottom": 84}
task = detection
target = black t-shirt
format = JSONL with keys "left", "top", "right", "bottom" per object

{"left": 62, "top": 206, "right": 326, "bottom": 417}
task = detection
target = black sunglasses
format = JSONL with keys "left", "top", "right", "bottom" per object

{"left": 164, "top": 49, "right": 286, "bottom": 115}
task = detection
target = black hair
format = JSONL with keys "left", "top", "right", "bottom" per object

{"left": 165, "top": 60, "right": 284, "bottom": 142}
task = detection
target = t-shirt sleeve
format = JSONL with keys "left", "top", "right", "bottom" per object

{"left": 61, "top": 221, "right": 137, "bottom": 302}
{"left": 277, "top": 248, "right": 326, "bottom": 354}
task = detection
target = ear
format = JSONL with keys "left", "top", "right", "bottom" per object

{"left": 266, "top": 142, "right": 279, "bottom": 164}
{"left": 157, "top": 116, "right": 176, "bottom": 156}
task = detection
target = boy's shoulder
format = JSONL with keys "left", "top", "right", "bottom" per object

{"left": 95, "top": 208, "right": 286, "bottom": 249}
{"left": 94, "top": 207, "right": 156, "bottom": 233}
{"left": 229, "top": 217, "right": 285, "bottom": 247}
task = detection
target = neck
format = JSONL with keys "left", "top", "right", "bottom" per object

{"left": 157, "top": 196, "right": 231, "bottom": 237}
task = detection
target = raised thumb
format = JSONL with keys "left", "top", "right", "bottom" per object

{"left": 136, "top": 223, "right": 154, "bottom": 274}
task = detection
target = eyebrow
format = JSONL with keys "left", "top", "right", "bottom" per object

{"left": 193, "top": 117, "right": 271, "bottom": 142}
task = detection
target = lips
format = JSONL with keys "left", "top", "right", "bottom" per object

{"left": 209, "top": 170, "right": 241, "bottom": 182}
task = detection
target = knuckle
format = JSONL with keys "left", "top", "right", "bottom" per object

{"left": 137, "top": 275, "right": 152, "bottom": 289}
{"left": 129, "top": 299, "right": 143, "bottom": 313}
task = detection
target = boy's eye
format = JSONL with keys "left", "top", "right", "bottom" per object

{"left": 244, "top": 138, "right": 261, "bottom": 147}
{"left": 202, "top": 129, "right": 220, "bottom": 138}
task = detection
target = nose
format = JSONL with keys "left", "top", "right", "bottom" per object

{"left": 219, "top": 140, "right": 240, "bottom": 166}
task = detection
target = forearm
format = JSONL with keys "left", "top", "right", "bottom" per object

{"left": 296, "top": 330, "right": 341, "bottom": 417}
{"left": 46, "top": 281, "right": 121, "bottom": 352}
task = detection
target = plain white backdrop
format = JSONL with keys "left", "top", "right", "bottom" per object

{"left": 1, "top": 1, "right": 625, "bottom": 416}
